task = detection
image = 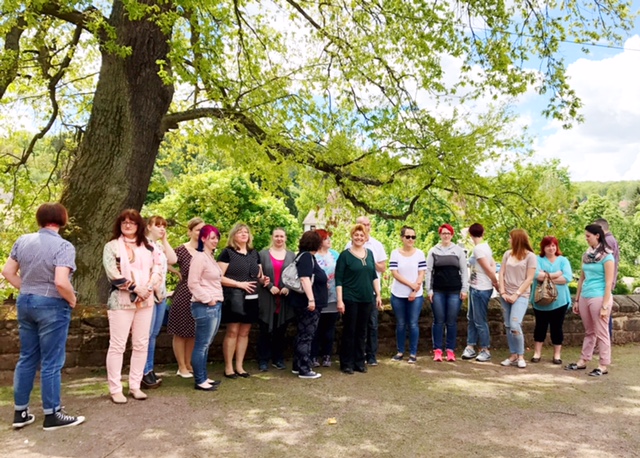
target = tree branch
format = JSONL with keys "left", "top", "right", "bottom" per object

{"left": 0, "top": 16, "right": 27, "bottom": 100}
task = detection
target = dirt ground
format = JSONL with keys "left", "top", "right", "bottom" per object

{"left": 1, "top": 344, "right": 639, "bottom": 458}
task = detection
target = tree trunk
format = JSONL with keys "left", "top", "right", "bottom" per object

{"left": 61, "top": 0, "right": 173, "bottom": 304}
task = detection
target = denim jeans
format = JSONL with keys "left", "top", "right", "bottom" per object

{"left": 431, "top": 291, "right": 462, "bottom": 351}
{"left": 500, "top": 296, "right": 529, "bottom": 355}
{"left": 311, "top": 312, "right": 340, "bottom": 358}
{"left": 144, "top": 299, "right": 167, "bottom": 375}
{"left": 390, "top": 294, "right": 424, "bottom": 355}
{"left": 191, "top": 302, "right": 222, "bottom": 385}
{"left": 14, "top": 294, "right": 71, "bottom": 415}
{"left": 365, "top": 306, "right": 378, "bottom": 363}
{"left": 467, "top": 288, "right": 493, "bottom": 349}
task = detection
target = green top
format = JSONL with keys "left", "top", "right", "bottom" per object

{"left": 335, "top": 248, "right": 377, "bottom": 303}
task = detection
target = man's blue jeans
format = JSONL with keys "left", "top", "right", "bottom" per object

{"left": 191, "top": 302, "right": 222, "bottom": 385}
{"left": 144, "top": 299, "right": 167, "bottom": 375}
{"left": 14, "top": 294, "right": 71, "bottom": 415}
{"left": 431, "top": 291, "right": 462, "bottom": 351}
{"left": 467, "top": 288, "right": 493, "bottom": 349}
{"left": 500, "top": 296, "right": 528, "bottom": 355}
{"left": 365, "top": 306, "right": 378, "bottom": 363}
{"left": 390, "top": 294, "right": 424, "bottom": 355}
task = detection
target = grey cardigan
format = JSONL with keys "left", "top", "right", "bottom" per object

{"left": 258, "top": 248, "right": 296, "bottom": 331}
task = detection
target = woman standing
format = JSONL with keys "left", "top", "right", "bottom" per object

{"left": 461, "top": 223, "right": 498, "bottom": 363}
{"left": 530, "top": 236, "right": 572, "bottom": 364}
{"left": 424, "top": 224, "right": 468, "bottom": 362}
{"left": 142, "top": 215, "right": 177, "bottom": 389}
{"left": 498, "top": 229, "right": 537, "bottom": 369}
{"left": 218, "top": 223, "right": 269, "bottom": 379}
{"left": 311, "top": 229, "right": 340, "bottom": 367}
{"left": 168, "top": 217, "right": 205, "bottom": 378}
{"left": 336, "top": 224, "right": 383, "bottom": 374}
{"left": 389, "top": 226, "right": 427, "bottom": 364}
{"left": 3, "top": 203, "right": 85, "bottom": 430}
{"left": 566, "top": 225, "right": 614, "bottom": 376}
{"left": 257, "top": 228, "right": 296, "bottom": 372}
{"left": 103, "top": 209, "right": 162, "bottom": 403}
{"left": 289, "top": 231, "right": 328, "bottom": 379}
{"left": 188, "top": 225, "right": 224, "bottom": 391}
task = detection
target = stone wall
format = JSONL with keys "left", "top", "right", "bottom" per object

{"left": 2, "top": 295, "right": 640, "bottom": 370}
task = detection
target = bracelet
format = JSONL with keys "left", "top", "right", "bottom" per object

{"left": 308, "top": 299, "right": 315, "bottom": 303}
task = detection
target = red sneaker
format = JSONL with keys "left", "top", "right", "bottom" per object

{"left": 446, "top": 350, "right": 456, "bottom": 362}
{"left": 433, "top": 349, "right": 443, "bottom": 362}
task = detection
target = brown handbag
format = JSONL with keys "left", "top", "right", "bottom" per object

{"left": 534, "top": 272, "right": 558, "bottom": 306}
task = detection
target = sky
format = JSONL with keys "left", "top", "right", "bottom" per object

{"left": 524, "top": 32, "right": 640, "bottom": 182}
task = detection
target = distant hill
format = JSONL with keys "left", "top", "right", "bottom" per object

{"left": 574, "top": 181, "right": 640, "bottom": 206}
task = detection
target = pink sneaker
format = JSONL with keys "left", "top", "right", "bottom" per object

{"left": 446, "top": 350, "right": 456, "bottom": 362}
{"left": 433, "top": 349, "right": 443, "bottom": 362}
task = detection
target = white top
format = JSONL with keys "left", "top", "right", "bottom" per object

{"left": 346, "top": 236, "right": 387, "bottom": 278}
{"left": 389, "top": 249, "right": 427, "bottom": 297}
{"left": 469, "top": 242, "right": 495, "bottom": 291}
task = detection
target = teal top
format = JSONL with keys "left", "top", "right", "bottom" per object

{"left": 581, "top": 254, "right": 614, "bottom": 298}
{"left": 531, "top": 255, "right": 572, "bottom": 310}
{"left": 335, "top": 248, "right": 377, "bottom": 303}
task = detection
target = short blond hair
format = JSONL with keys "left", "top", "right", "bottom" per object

{"left": 227, "top": 223, "right": 254, "bottom": 250}
{"left": 350, "top": 223, "right": 366, "bottom": 236}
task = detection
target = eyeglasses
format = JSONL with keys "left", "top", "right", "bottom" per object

{"left": 121, "top": 220, "right": 138, "bottom": 226}
{"left": 403, "top": 235, "right": 417, "bottom": 239}
{"left": 440, "top": 232, "right": 452, "bottom": 236}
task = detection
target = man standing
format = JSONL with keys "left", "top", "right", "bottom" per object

{"left": 594, "top": 218, "right": 619, "bottom": 340}
{"left": 345, "top": 216, "right": 387, "bottom": 365}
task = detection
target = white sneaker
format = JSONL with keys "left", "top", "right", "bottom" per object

{"left": 500, "top": 358, "right": 515, "bottom": 367}
{"left": 475, "top": 350, "right": 491, "bottom": 362}
{"left": 298, "top": 371, "right": 322, "bottom": 379}
{"left": 461, "top": 347, "right": 477, "bottom": 360}
{"left": 517, "top": 359, "right": 527, "bottom": 369}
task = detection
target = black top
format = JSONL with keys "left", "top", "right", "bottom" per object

{"left": 288, "top": 251, "right": 328, "bottom": 309}
{"left": 217, "top": 247, "right": 261, "bottom": 282}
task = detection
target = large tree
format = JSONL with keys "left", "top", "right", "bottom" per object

{"left": 0, "top": 0, "right": 634, "bottom": 302}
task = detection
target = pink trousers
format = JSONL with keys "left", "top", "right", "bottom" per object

{"left": 579, "top": 297, "right": 611, "bottom": 366}
{"left": 106, "top": 306, "right": 154, "bottom": 394}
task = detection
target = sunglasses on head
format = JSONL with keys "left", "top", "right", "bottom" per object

{"left": 403, "top": 235, "right": 417, "bottom": 239}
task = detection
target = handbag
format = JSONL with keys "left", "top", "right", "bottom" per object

{"left": 223, "top": 288, "right": 246, "bottom": 315}
{"left": 534, "top": 272, "right": 558, "bottom": 306}
{"left": 282, "top": 252, "right": 314, "bottom": 294}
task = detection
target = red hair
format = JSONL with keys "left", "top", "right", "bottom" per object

{"left": 539, "top": 236, "right": 562, "bottom": 257}
{"left": 315, "top": 229, "right": 332, "bottom": 240}
{"left": 439, "top": 224, "right": 455, "bottom": 236}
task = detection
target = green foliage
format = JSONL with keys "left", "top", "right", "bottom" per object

{"left": 144, "top": 169, "right": 301, "bottom": 252}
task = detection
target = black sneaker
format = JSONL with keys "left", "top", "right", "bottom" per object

{"left": 13, "top": 408, "right": 35, "bottom": 429}
{"left": 43, "top": 410, "right": 85, "bottom": 431}
{"left": 141, "top": 372, "right": 161, "bottom": 389}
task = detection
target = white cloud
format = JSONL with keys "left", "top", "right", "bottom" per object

{"left": 532, "top": 35, "right": 640, "bottom": 181}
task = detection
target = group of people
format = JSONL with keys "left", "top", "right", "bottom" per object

{"left": 3, "top": 202, "right": 620, "bottom": 431}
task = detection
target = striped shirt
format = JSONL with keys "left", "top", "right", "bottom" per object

{"left": 9, "top": 228, "right": 76, "bottom": 298}
{"left": 389, "top": 248, "right": 427, "bottom": 298}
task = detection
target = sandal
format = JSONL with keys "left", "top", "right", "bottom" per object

{"left": 588, "top": 368, "right": 608, "bottom": 377}
{"left": 565, "top": 363, "right": 587, "bottom": 371}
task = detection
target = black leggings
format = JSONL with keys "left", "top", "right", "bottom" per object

{"left": 533, "top": 304, "right": 569, "bottom": 345}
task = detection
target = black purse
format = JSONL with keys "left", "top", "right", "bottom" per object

{"left": 224, "top": 288, "right": 246, "bottom": 315}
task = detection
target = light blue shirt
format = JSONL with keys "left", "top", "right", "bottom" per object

{"left": 581, "top": 254, "right": 614, "bottom": 298}
{"left": 531, "top": 255, "right": 572, "bottom": 310}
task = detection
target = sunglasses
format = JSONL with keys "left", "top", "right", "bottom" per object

{"left": 403, "top": 235, "right": 417, "bottom": 239}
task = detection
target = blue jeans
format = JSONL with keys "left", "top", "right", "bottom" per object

{"left": 500, "top": 296, "right": 529, "bottom": 355}
{"left": 390, "top": 294, "right": 423, "bottom": 355}
{"left": 431, "top": 291, "right": 462, "bottom": 351}
{"left": 467, "top": 288, "right": 493, "bottom": 349}
{"left": 191, "top": 302, "right": 222, "bottom": 385}
{"left": 144, "top": 299, "right": 167, "bottom": 374}
{"left": 14, "top": 294, "right": 71, "bottom": 415}
{"left": 365, "top": 306, "right": 378, "bottom": 362}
